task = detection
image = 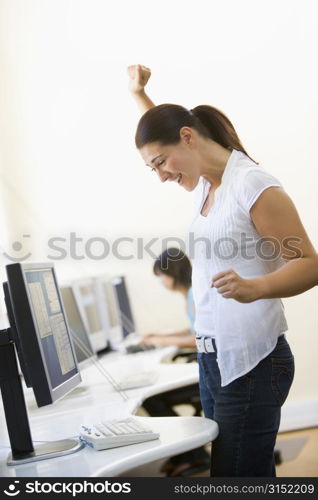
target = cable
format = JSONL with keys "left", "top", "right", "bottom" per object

{"left": 70, "top": 329, "right": 129, "bottom": 402}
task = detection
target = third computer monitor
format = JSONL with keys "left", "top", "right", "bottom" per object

{"left": 60, "top": 286, "right": 95, "bottom": 367}
{"left": 110, "top": 276, "right": 136, "bottom": 339}
{"left": 71, "top": 278, "right": 109, "bottom": 353}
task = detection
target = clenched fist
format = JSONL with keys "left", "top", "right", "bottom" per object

{"left": 127, "top": 64, "right": 151, "bottom": 95}
{"left": 212, "top": 269, "right": 264, "bottom": 303}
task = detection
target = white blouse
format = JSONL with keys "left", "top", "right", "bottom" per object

{"left": 188, "top": 149, "right": 288, "bottom": 386}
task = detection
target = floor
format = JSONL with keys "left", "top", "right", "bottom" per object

{"left": 275, "top": 427, "right": 318, "bottom": 477}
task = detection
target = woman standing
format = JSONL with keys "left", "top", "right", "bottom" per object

{"left": 127, "top": 65, "right": 318, "bottom": 476}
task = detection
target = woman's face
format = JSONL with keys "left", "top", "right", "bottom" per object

{"left": 158, "top": 273, "right": 175, "bottom": 291}
{"left": 139, "top": 128, "right": 201, "bottom": 192}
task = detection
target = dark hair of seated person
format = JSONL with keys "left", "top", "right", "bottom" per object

{"left": 153, "top": 248, "right": 192, "bottom": 290}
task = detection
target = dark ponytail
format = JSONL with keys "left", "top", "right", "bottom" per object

{"left": 135, "top": 103, "right": 258, "bottom": 164}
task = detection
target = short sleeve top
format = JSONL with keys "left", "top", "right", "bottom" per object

{"left": 188, "top": 149, "right": 288, "bottom": 386}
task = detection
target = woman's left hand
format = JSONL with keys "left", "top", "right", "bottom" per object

{"left": 211, "top": 269, "right": 263, "bottom": 303}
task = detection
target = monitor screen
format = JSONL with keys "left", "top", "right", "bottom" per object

{"left": 111, "top": 276, "right": 135, "bottom": 338}
{"left": 5, "top": 263, "right": 81, "bottom": 407}
{"left": 94, "top": 276, "right": 117, "bottom": 329}
{"left": 60, "top": 286, "right": 94, "bottom": 365}
{"left": 101, "top": 280, "right": 120, "bottom": 329}
{"left": 78, "top": 284, "right": 102, "bottom": 333}
{"left": 71, "top": 279, "right": 108, "bottom": 353}
{"left": 25, "top": 269, "right": 77, "bottom": 386}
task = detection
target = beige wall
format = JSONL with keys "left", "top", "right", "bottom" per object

{"left": 0, "top": 0, "right": 317, "bottom": 407}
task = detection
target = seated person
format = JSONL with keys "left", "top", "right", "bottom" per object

{"left": 141, "top": 248, "right": 210, "bottom": 477}
{"left": 142, "top": 248, "right": 195, "bottom": 349}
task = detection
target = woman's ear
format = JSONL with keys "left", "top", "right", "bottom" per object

{"left": 179, "top": 126, "right": 195, "bottom": 147}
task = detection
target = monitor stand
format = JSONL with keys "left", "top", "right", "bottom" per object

{"left": 68, "top": 385, "right": 89, "bottom": 396}
{"left": 0, "top": 329, "right": 84, "bottom": 466}
{"left": 7, "top": 439, "right": 84, "bottom": 466}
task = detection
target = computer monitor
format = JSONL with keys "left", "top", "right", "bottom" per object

{"left": 110, "top": 276, "right": 136, "bottom": 339}
{"left": 60, "top": 286, "right": 94, "bottom": 367}
{"left": 94, "top": 276, "right": 123, "bottom": 348}
{"left": 6, "top": 263, "right": 81, "bottom": 406}
{"left": 71, "top": 278, "right": 109, "bottom": 353}
{"left": 1, "top": 262, "right": 83, "bottom": 465}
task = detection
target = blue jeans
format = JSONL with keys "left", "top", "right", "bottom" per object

{"left": 198, "top": 334, "right": 295, "bottom": 477}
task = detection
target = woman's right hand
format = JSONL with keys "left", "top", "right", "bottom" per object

{"left": 141, "top": 333, "right": 157, "bottom": 341}
{"left": 141, "top": 334, "right": 168, "bottom": 347}
{"left": 127, "top": 64, "right": 151, "bottom": 95}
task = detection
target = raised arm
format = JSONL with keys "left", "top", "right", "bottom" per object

{"left": 127, "top": 64, "right": 155, "bottom": 114}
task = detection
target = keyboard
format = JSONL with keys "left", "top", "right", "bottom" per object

{"left": 80, "top": 417, "right": 160, "bottom": 450}
{"left": 125, "top": 344, "right": 155, "bottom": 354}
{"left": 117, "top": 371, "right": 158, "bottom": 390}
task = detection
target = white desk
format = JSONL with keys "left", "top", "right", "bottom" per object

{"left": 0, "top": 347, "right": 219, "bottom": 477}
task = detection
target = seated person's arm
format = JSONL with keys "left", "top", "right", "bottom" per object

{"left": 145, "top": 328, "right": 191, "bottom": 338}
{"left": 142, "top": 329, "right": 195, "bottom": 348}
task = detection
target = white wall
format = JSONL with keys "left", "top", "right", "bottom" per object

{"left": 0, "top": 0, "right": 317, "bottom": 406}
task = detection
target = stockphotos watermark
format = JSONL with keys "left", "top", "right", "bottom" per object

{"left": 2, "top": 232, "right": 303, "bottom": 264}
{"left": 3, "top": 480, "right": 131, "bottom": 496}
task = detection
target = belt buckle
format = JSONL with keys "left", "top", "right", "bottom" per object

{"left": 205, "top": 337, "right": 215, "bottom": 353}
